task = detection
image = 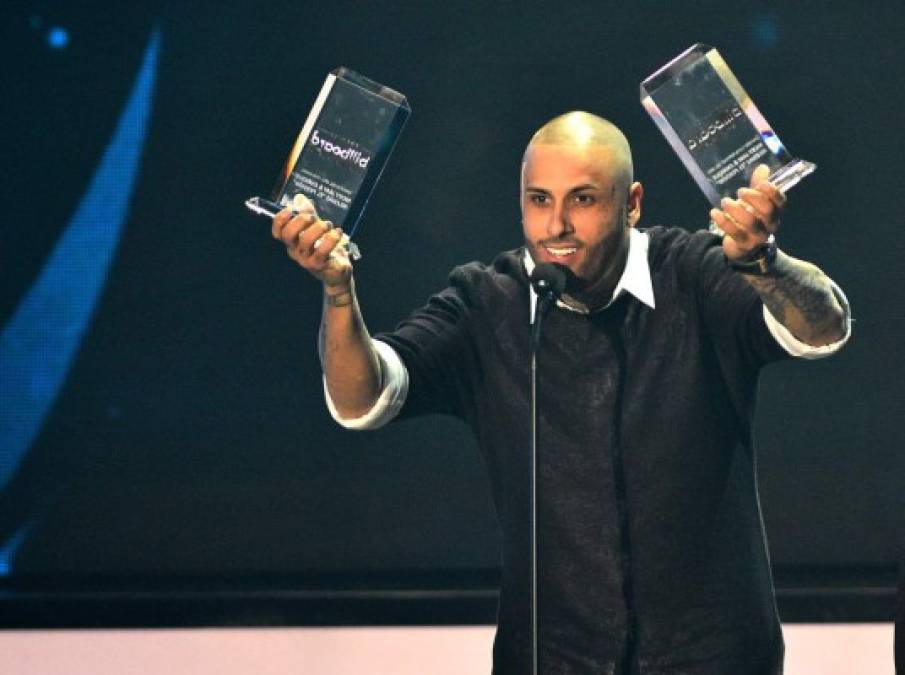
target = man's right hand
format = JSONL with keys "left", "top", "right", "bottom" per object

{"left": 271, "top": 194, "right": 352, "bottom": 290}
{"left": 271, "top": 195, "right": 381, "bottom": 420}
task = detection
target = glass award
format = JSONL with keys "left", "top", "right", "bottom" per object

{"left": 247, "top": 67, "right": 411, "bottom": 259}
{"left": 640, "top": 44, "right": 815, "bottom": 218}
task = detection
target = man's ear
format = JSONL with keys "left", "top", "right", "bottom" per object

{"left": 627, "top": 181, "right": 643, "bottom": 227}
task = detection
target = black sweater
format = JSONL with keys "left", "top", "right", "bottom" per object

{"left": 377, "top": 226, "right": 791, "bottom": 675}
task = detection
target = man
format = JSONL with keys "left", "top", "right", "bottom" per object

{"left": 272, "top": 112, "right": 850, "bottom": 674}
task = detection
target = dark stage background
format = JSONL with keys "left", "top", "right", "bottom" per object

{"left": 1, "top": 1, "right": 903, "bottom": 625}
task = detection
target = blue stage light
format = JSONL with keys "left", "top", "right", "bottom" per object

{"left": 47, "top": 26, "right": 69, "bottom": 49}
{"left": 752, "top": 16, "right": 779, "bottom": 48}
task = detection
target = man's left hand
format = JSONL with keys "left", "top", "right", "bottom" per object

{"left": 710, "top": 164, "right": 786, "bottom": 262}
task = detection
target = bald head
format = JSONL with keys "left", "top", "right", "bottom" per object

{"left": 525, "top": 111, "right": 633, "bottom": 192}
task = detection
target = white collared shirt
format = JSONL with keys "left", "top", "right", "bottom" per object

{"left": 525, "top": 228, "right": 655, "bottom": 322}
{"left": 325, "top": 231, "right": 851, "bottom": 429}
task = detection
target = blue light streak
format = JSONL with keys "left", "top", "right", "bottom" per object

{"left": 0, "top": 29, "right": 162, "bottom": 574}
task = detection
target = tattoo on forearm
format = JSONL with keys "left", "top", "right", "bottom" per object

{"left": 744, "top": 254, "right": 844, "bottom": 343}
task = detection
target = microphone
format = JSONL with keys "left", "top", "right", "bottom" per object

{"left": 530, "top": 262, "right": 567, "bottom": 299}
{"left": 529, "top": 263, "right": 567, "bottom": 352}
{"left": 526, "top": 262, "right": 567, "bottom": 675}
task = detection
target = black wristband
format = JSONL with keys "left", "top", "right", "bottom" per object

{"left": 727, "top": 236, "right": 778, "bottom": 276}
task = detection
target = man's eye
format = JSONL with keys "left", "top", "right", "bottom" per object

{"left": 529, "top": 194, "right": 549, "bottom": 205}
{"left": 573, "top": 193, "right": 595, "bottom": 205}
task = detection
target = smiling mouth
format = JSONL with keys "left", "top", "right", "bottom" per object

{"left": 542, "top": 244, "right": 579, "bottom": 259}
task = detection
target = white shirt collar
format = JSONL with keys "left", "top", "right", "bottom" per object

{"left": 524, "top": 228, "right": 655, "bottom": 321}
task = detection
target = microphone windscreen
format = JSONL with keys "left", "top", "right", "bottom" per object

{"left": 530, "top": 263, "right": 567, "bottom": 297}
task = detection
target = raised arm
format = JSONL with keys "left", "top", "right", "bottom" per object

{"left": 709, "top": 165, "right": 849, "bottom": 347}
{"left": 271, "top": 196, "right": 381, "bottom": 418}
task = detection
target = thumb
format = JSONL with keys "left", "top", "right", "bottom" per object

{"left": 751, "top": 163, "right": 770, "bottom": 186}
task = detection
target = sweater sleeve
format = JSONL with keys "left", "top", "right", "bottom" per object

{"left": 694, "top": 237, "right": 790, "bottom": 371}
{"left": 373, "top": 265, "right": 479, "bottom": 420}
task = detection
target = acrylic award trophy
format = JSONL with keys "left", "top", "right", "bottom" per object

{"left": 246, "top": 67, "right": 411, "bottom": 259}
{"left": 640, "top": 44, "right": 814, "bottom": 234}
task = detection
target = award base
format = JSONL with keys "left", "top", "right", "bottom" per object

{"left": 245, "top": 196, "right": 362, "bottom": 260}
{"left": 707, "top": 159, "right": 816, "bottom": 238}
{"left": 770, "top": 158, "right": 816, "bottom": 194}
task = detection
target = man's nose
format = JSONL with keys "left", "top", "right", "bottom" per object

{"left": 547, "top": 201, "right": 574, "bottom": 238}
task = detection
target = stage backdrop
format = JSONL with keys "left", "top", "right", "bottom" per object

{"left": 1, "top": 0, "right": 902, "bottom": 625}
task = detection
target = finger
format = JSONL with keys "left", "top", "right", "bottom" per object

{"left": 749, "top": 164, "right": 786, "bottom": 207}
{"left": 754, "top": 180, "right": 787, "bottom": 212}
{"left": 736, "top": 188, "right": 774, "bottom": 222}
{"left": 712, "top": 206, "right": 770, "bottom": 248}
{"left": 271, "top": 207, "right": 296, "bottom": 240}
{"left": 275, "top": 208, "right": 318, "bottom": 242}
{"left": 736, "top": 187, "right": 772, "bottom": 215}
{"left": 309, "top": 228, "right": 344, "bottom": 266}
{"left": 280, "top": 211, "right": 320, "bottom": 248}
{"left": 720, "top": 197, "right": 760, "bottom": 232}
{"left": 736, "top": 188, "right": 780, "bottom": 233}
{"left": 710, "top": 208, "right": 749, "bottom": 244}
{"left": 295, "top": 219, "right": 331, "bottom": 256}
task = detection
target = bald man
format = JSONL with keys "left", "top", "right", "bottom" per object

{"left": 272, "top": 112, "right": 850, "bottom": 674}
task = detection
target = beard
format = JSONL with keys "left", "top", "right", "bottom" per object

{"left": 552, "top": 228, "right": 630, "bottom": 310}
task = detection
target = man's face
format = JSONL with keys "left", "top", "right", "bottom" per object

{"left": 521, "top": 143, "right": 641, "bottom": 289}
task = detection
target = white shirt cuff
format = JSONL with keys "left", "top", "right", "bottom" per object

{"left": 323, "top": 339, "right": 409, "bottom": 430}
{"left": 763, "top": 279, "right": 852, "bottom": 359}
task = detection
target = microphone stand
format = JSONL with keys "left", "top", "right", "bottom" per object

{"left": 530, "top": 282, "right": 558, "bottom": 675}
